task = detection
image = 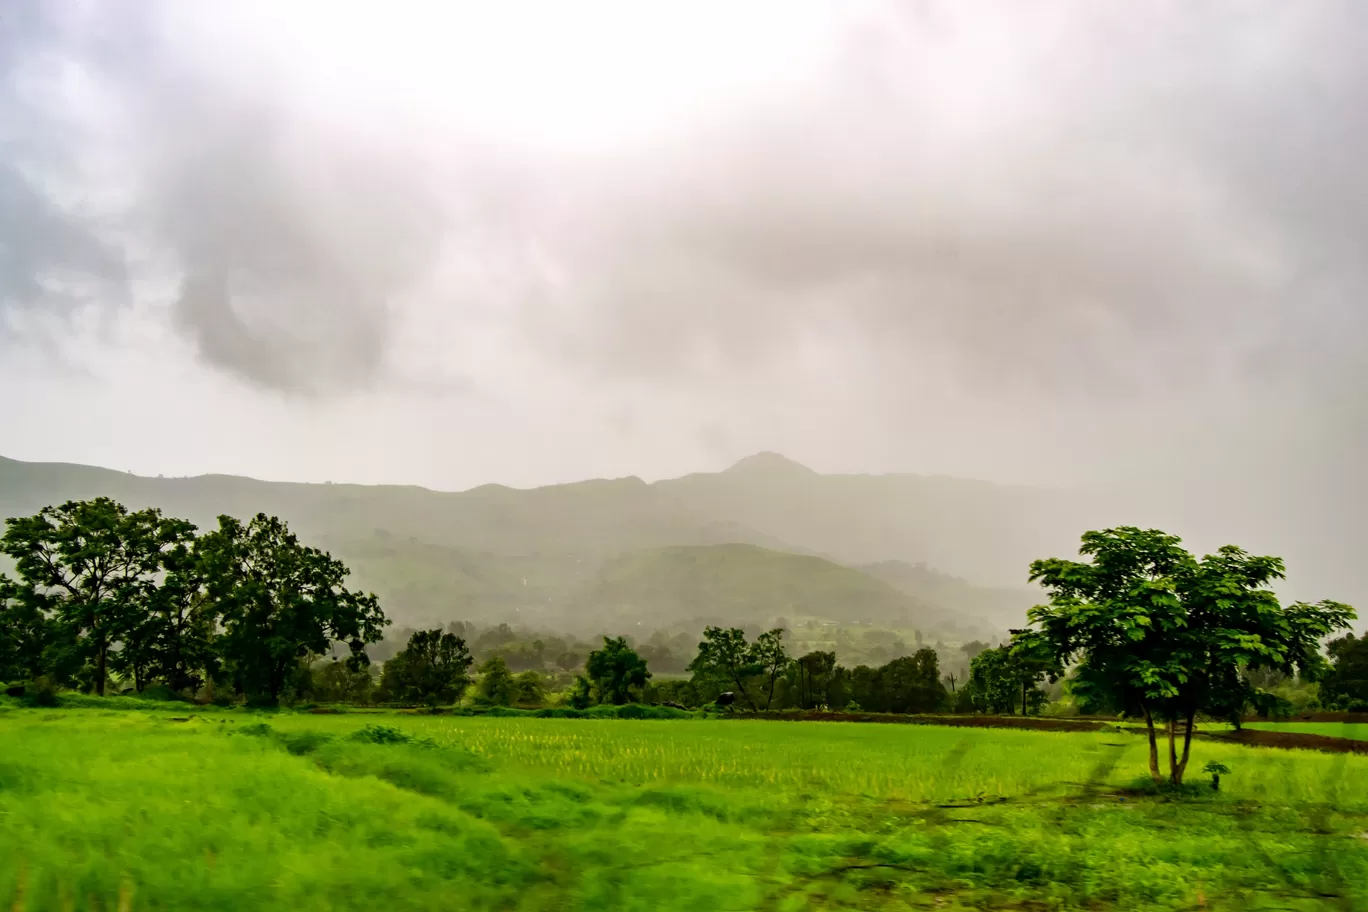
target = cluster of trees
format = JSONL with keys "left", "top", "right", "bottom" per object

{"left": 368, "top": 623, "right": 697, "bottom": 676}
{"left": 1321, "top": 632, "right": 1368, "bottom": 710}
{"left": 958, "top": 644, "right": 1056, "bottom": 715}
{"left": 0, "top": 498, "right": 388, "bottom": 702}
{"left": 655, "top": 626, "right": 950, "bottom": 714}
{"left": 373, "top": 622, "right": 955, "bottom": 715}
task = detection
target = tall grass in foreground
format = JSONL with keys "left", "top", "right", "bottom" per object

{"left": 3, "top": 705, "right": 1368, "bottom": 910}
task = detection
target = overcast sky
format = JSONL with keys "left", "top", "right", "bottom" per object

{"left": 3, "top": 1, "right": 1367, "bottom": 505}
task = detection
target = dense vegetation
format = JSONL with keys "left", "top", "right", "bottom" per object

{"left": 0, "top": 498, "right": 388, "bottom": 702}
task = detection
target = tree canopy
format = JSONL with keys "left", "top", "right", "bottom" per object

{"left": 1017, "top": 526, "right": 1353, "bottom": 784}
{"left": 378, "top": 628, "right": 474, "bottom": 706}
{"left": 0, "top": 499, "right": 387, "bottom": 703}
{"left": 585, "top": 635, "right": 651, "bottom": 705}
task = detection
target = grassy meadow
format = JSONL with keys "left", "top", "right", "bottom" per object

{"left": 4, "top": 702, "right": 1368, "bottom": 911}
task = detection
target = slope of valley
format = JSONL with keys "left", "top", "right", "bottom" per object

{"left": 0, "top": 452, "right": 1087, "bottom": 638}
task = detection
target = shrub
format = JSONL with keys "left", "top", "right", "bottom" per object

{"left": 22, "top": 677, "right": 60, "bottom": 708}
{"left": 349, "top": 724, "right": 423, "bottom": 745}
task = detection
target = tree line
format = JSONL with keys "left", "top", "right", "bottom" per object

{"left": 0, "top": 498, "right": 388, "bottom": 702}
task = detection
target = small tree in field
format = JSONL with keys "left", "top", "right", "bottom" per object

{"left": 585, "top": 636, "right": 651, "bottom": 705}
{"left": 1018, "top": 527, "right": 1353, "bottom": 785}
{"left": 380, "top": 628, "right": 474, "bottom": 706}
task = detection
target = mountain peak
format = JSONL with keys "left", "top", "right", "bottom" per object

{"left": 723, "top": 452, "right": 817, "bottom": 477}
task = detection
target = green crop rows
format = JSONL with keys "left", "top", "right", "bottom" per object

{"left": 3, "top": 704, "right": 1367, "bottom": 910}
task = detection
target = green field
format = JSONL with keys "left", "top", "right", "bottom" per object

{"left": 1245, "top": 721, "right": 1368, "bottom": 741}
{"left": 3, "top": 704, "right": 1368, "bottom": 911}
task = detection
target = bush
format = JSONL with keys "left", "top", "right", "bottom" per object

{"left": 349, "top": 724, "right": 424, "bottom": 745}
{"left": 21, "top": 677, "right": 60, "bottom": 708}
{"left": 280, "top": 731, "right": 334, "bottom": 755}
{"left": 137, "top": 684, "right": 185, "bottom": 702}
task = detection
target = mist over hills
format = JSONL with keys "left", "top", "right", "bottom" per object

{"left": 0, "top": 451, "right": 1163, "bottom": 640}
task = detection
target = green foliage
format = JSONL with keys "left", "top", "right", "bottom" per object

{"left": 309, "top": 660, "right": 375, "bottom": 704}
{"left": 748, "top": 628, "right": 790, "bottom": 711}
{"left": 198, "top": 513, "right": 389, "bottom": 702}
{"left": 1020, "top": 526, "right": 1355, "bottom": 784}
{"left": 688, "top": 626, "right": 793, "bottom": 711}
{"left": 475, "top": 656, "right": 514, "bottom": 706}
{"left": 0, "top": 498, "right": 191, "bottom": 694}
{"left": 566, "top": 674, "right": 594, "bottom": 710}
{"left": 377, "top": 628, "right": 472, "bottom": 706}
{"left": 0, "top": 576, "right": 52, "bottom": 684}
{"left": 584, "top": 635, "right": 651, "bottom": 705}
{"left": 960, "top": 645, "right": 1051, "bottom": 715}
{"left": 0, "top": 499, "right": 389, "bottom": 705}
{"left": 511, "top": 670, "right": 546, "bottom": 707}
{"left": 1320, "top": 632, "right": 1368, "bottom": 709}
{"left": 349, "top": 723, "right": 418, "bottom": 745}
{"left": 877, "top": 648, "right": 950, "bottom": 713}
{"left": 791, "top": 650, "right": 838, "bottom": 709}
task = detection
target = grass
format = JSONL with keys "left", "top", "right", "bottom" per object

{"left": 3, "top": 701, "right": 1368, "bottom": 910}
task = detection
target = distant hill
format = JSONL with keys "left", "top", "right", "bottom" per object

{"left": 856, "top": 560, "right": 1039, "bottom": 630}
{"left": 565, "top": 544, "right": 966, "bottom": 633}
{"left": 0, "top": 452, "right": 1108, "bottom": 636}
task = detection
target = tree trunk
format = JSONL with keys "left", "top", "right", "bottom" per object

{"left": 1173, "top": 708, "right": 1197, "bottom": 785}
{"left": 732, "top": 670, "right": 758, "bottom": 711}
{"left": 1167, "top": 718, "right": 1179, "bottom": 784}
{"left": 1142, "top": 705, "right": 1162, "bottom": 783}
{"left": 95, "top": 633, "right": 108, "bottom": 697}
{"left": 1021, "top": 681, "right": 1027, "bottom": 716}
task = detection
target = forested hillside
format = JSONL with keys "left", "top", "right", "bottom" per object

{"left": 0, "top": 453, "right": 1079, "bottom": 635}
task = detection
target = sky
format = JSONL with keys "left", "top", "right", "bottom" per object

{"left": 2, "top": 0, "right": 1367, "bottom": 521}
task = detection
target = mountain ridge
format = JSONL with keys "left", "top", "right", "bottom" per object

{"left": 0, "top": 451, "right": 1089, "bottom": 636}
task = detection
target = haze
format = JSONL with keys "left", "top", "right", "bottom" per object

{"left": 2, "top": 2, "right": 1366, "bottom": 605}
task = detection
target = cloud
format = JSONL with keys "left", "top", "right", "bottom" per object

{"left": 3, "top": 0, "right": 1367, "bottom": 434}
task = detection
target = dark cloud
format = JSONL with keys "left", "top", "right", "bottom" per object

{"left": 1, "top": 2, "right": 447, "bottom": 392}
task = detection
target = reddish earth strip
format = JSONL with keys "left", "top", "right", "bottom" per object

{"left": 1203, "top": 728, "right": 1368, "bottom": 755}
{"left": 738, "top": 711, "right": 1110, "bottom": 732}
{"left": 737, "top": 710, "right": 1368, "bottom": 753}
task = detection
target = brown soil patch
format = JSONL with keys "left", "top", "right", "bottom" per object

{"left": 1203, "top": 728, "right": 1368, "bottom": 754}
{"left": 1255, "top": 711, "right": 1368, "bottom": 724}
{"left": 736, "top": 711, "right": 1110, "bottom": 733}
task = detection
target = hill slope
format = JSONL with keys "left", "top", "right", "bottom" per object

{"left": 565, "top": 544, "right": 963, "bottom": 633}
{"left": 0, "top": 453, "right": 1082, "bottom": 634}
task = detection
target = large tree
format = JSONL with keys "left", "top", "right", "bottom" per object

{"left": 585, "top": 635, "right": 651, "bottom": 705}
{"left": 379, "top": 628, "right": 474, "bottom": 706}
{"left": 688, "top": 626, "right": 760, "bottom": 710}
{"left": 962, "top": 646, "right": 1020, "bottom": 714}
{"left": 1320, "top": 633, "right": 1368, "bottom": 710}
{"left": 1019, "top": 527, "right": 1353, "bottom": 785}
{"left": 0, "top": 576, "right": 53, "bottom": 683}
{"left": 881, "top": 648, "right": 949, "bottom": 714}
{"left": 794, "top": 650, "right": 839, "bottom": 709}
{"left": 750, "top": 628, "right": 791, "bottom": 711}
{"left": 111, "top": 517, "right": 211, "bottom": 692}
{"left": 0, "top": 499, "right": 188, "bottom": 695}
{"left": 198, "top": 513, "right": 388, "bottom": 702}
